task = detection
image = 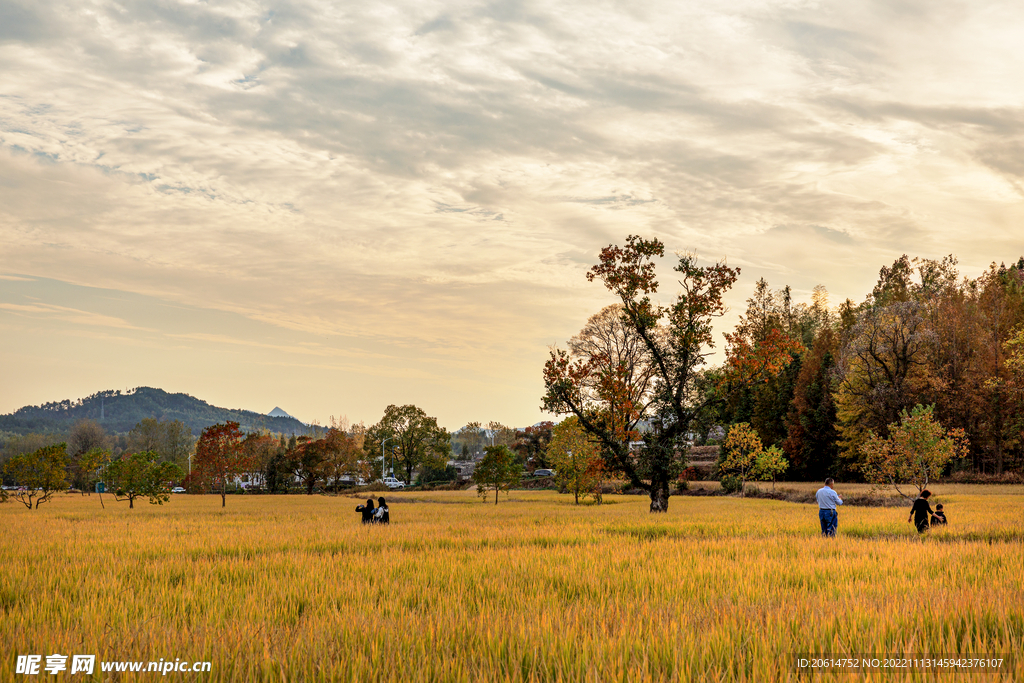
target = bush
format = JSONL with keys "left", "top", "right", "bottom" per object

{"left": 416, "top": 465, "right": 457, "bottom": 486}
{"left": 678, "top": 466, "right": 700, "bottom": 482}
{"left": 719, "top": 474, "right": 743, "bottom": 495}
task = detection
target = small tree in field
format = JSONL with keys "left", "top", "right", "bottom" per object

{"left": 547, "top": 417, "right": 602, "bottom": 505}
{"left": 4, "top": 443, "right": 69, "bottom": 509}
{"left": 720, "top": 423, "right": 762, "bottom": 496}
{"left": 103, "top": 451, "right": 182, "bottom": 509}
{"left": 193, "top": 422, "right": 251, "bottom": 507}
{"left": 752, "top": 445, "right": 788, "bottom": 492}
{"left": 860, "top": 404, "right": 968, "bottom": 500}
{"left": 473, "top": 445, "right": 522, "bottom": 505}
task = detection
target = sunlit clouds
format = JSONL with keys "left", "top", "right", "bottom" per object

{"left": 2, "top": 0, "right": 1023, "bottom": 426}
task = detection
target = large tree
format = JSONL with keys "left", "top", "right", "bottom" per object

{"left": 365, "top": 405, "right": 450, "bottom": 484}
{"left": 783, "top": 327, "right": 840, "bottom": 480}
{"left": 514, "top": 421, "right": 554, "bottom": 469}
{"left": 191, "top": 422, "right": 253, "bottom": 507}
{"left": 834, "top": 299, "right": 934, "bottom": 463}
{"left": 543, "top": 236, "right": 797, "bottom": 512}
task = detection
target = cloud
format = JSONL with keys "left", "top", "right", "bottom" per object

{"left": 0, "top": 302, "right": 147, "bottom": 330}
{"left": 2, "top": 0, "right": 1024, "bottom": 425}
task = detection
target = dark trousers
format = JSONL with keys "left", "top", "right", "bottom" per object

{"left": 819, "top": 509, "right": 838, "bottom": 537}
{"left": 915, "top": 518, "right": 929, "bottom": 533}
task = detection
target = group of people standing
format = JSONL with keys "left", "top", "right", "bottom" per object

{"left": 355, "top": 497, "right": 390, "bottom": 524}
{"left": 816, "top": 478, "right": 948, "bottom": 537}
{"left": 908, "top": 490, "right": 947, "bottom": 532}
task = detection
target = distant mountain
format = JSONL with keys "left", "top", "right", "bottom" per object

{"left": 0, "top": 387, "right": 315, "bottom": 437}
{"left": 267, "top": 406, "right": 295, "bottom": 419}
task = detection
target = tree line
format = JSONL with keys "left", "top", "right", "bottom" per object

{"left": 543, "top": 236, "right": 1024, "bottom": 512}
{"left": 710, "top": 254, "right": 1024, "bottom": 481}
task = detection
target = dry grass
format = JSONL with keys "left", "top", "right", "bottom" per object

{"left": 2, "top": 486, "right": 1022, "bottom": 681}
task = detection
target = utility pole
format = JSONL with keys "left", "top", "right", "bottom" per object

{"left": 382, "top": 436, "right": 395, "bottom": 481}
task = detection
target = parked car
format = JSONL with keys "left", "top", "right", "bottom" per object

{"left": 171, "top": 487, "right": 186, "bottom": 493}
{"left": 382, "top": 476, "right": 406, "bottom": 489}
{"left": 533, "top": 469, "right": 555, "bottom": 477}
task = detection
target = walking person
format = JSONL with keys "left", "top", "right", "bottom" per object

{"left": 931, "top": 503, "right": 947, "bottom": 526}
{"left": 374, "top": 496, "right": 390, "bottom": 525}
{"left": 815, "top": 478, "right": 843, "bottom": 537}
{"left": 355, "top": 498, "right": 376, "bottom": 524}
{"left": 908, "top": 490, "right": 934, "bottom": 534}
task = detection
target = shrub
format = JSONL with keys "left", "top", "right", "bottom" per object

{"left": 719, "top": 474, "right": 743, "bottom": 495}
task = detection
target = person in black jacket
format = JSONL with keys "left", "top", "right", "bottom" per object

{"left": 374, "top": 496, "right": 390, "bottom": 525}
{"left": 908, "top": 490, "right": 934, "bottom": 533}
{"left": 931, "top": 503, "right": 947, "bottom": 526}
{"left": 356, "top": 498, "right": 376, "bottom": 524}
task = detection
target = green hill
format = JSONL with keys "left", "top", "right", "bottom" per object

{"left": 0, "top": 387, "right": 314, "bottom": 437}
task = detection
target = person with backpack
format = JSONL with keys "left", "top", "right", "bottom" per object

{"left": 374, "top": 496, "right": 390, "bottom": 524}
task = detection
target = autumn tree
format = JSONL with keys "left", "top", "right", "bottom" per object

{"left": 4, "top": 443, "right": 69, "bottom": 509}
{"left": 237, "top": 431, "right": 280, "bottom": 490}
{"left": 719, "top": 424, "right": 762, "bottom": 496}
{"left": 103, "top": 451, "right": 183, "bottom": 509}
{"left": 547, "top": 417, "right": 602, "bottom": 504}
{"left": 970, "top": 265, "right": 1024, "bottom": 474}
{"left": 860, "top": 404, "right": 968, "bottom": 499}
{"left": 322, "top": 424, "right": 368, "bottom": 490}
{"left": 566, "top": 304, "right": 665, "bottom": 436}
{"left": 473, "top": 445, "right": 522, "bottom": 505}
{"left": 192, "top": 422, "right": 252, "bottom": 507}
{"left": 288, "top": 435, "right": 329, "bottom": 494}
{"left": 514, "top": 421, "right": 554, "bottom": 469}
{"left": 834, "top": 300, "right": 934, "bottom": 465}
{"left": 717, "top": 278, "right": 823, "bottom": 450}
{"left": 544, "top": 236, "right": 797, "bottom": 512}
{"left": 365, "top": 405, "right": 450, "bottom": 484}
{"left": 752, "top": 445, "right": 788, "bottom": 492}
{"left": 783, "top": 327, "right": 840, "bottom": 480}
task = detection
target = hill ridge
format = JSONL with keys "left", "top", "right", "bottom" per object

{"left": 0, "top": 387, "right": 314, "bottom": 437}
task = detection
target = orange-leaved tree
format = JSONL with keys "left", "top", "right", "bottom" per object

{"left": 192, "top": 422, "right": 252, "bottom": 507}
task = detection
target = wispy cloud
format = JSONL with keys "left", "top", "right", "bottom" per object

{"left": 0, "top": 302, "right": 148, "bottom": 330}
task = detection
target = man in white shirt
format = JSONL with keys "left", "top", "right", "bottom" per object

{"left": 815, "top": 478, "right": 843, "bottom": 537}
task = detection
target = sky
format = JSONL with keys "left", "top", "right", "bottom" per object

{"left": 2, "top": 0, "right": 1023, "bottom": 430}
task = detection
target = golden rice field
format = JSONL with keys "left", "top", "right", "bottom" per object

{"left": 2, "top": 485, "right": 1023, "bottom": 682}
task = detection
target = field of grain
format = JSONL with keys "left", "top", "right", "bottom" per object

{"left": 3, "top": 486, "right": 1022, "bottom": 681}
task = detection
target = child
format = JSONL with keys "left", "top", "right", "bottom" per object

{"left": 931, "top": 503, "right": 947, "bottom": 526}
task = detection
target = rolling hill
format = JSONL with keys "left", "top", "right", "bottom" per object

{"left": 0, "top": 387, "right": 313, "bottom": 437}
